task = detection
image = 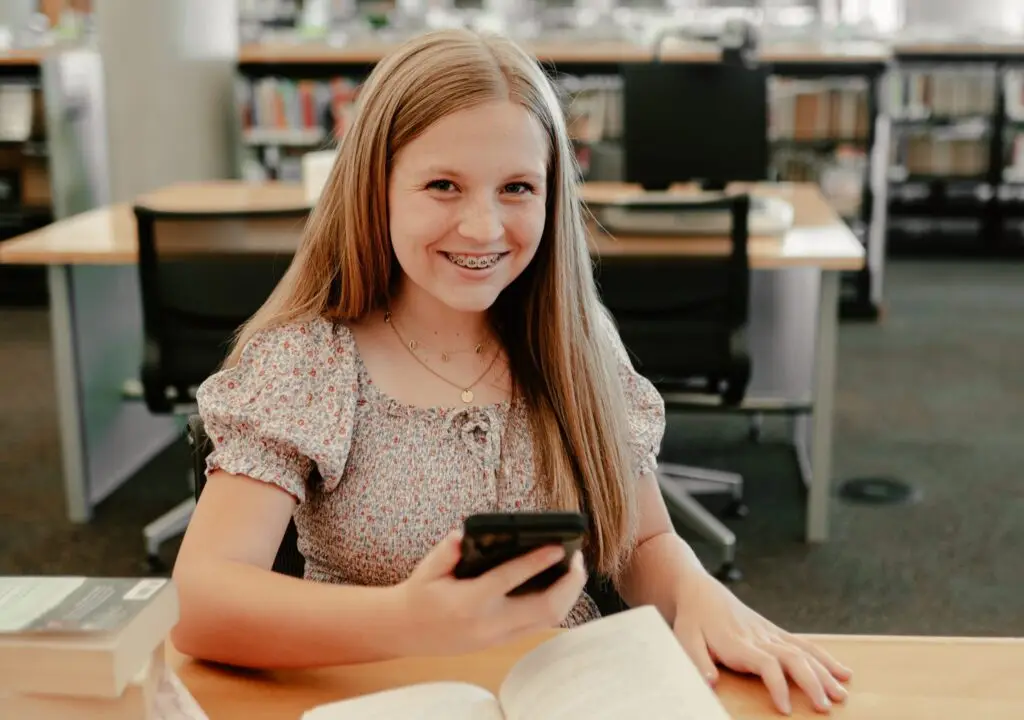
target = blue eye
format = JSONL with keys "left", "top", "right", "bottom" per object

{"left": 504, "top": 182, "right": 535, "bottom": 195}
{"left": 426, "top": 179, "right": 457, "bottom": 192}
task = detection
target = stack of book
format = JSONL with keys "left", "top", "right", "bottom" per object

{"left": 0, "top": 576, "right": 205, "bottom": 719}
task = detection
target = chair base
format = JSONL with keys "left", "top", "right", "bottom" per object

{"left": 144, "top": 496, "right": 196, "bottom": 571}
{"left": 657, "top": 465, "right": 745, "bottom": 582}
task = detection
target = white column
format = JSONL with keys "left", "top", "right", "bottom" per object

{"left": 94, "top": 0, "right": 238, "bottom": 201}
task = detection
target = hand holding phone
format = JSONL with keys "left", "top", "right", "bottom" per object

{"left": 394, "top": 513, "right": 589, "bottom": 657}
{"left": 453, "top": 512, "right": 588, "bottom": 595}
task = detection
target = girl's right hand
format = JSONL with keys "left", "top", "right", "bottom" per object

{"left": 394, "top": 530, "right": 588, "bottom": 657}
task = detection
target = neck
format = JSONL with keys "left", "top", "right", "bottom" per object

{"left": 389, "top": 284, "right": 491, "bottom": 351}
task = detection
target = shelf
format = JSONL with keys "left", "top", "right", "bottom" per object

{"left": 769, "top": 137, "right": 869, "bottom": 150}
{"left": 243, "top": 128, "right": 328, "bottom": 146}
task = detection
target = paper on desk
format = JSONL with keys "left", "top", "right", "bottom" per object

{"left": 781, "top": 227, "right": 864, "bottom": 258}
{"left": 155, "top": 667, "right": 208, "bottom": 720}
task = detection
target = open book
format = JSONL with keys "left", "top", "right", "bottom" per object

{"left": 301, "top": 605, "right": 733, "bottom": 720}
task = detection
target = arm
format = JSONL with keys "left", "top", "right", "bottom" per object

{"left": 170, "top": 470, "right": 410, "bottom": 669}
{"left": 615, "top": 470, "right": 706, "bottom": 624}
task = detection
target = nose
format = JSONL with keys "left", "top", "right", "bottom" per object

{"left": 457, "top": 194, "right": 504, "bottom": 244}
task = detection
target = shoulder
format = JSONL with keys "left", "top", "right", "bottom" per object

{"left": 232, "top": 316, "right": 355, "bottom": 372}
{"left": 196, "top": 315, "right": 359, "bottom": 415}
{"left": 195, "top": 316, "right": 360, "bottom": 501}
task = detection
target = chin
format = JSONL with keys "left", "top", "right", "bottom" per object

{"left": 436, "top": 288, "right": 502, "bottom": 313}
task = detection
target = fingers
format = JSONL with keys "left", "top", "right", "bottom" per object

{"left": 766, "top": 641, "right": 831, "bottom": 714}
{"left": 478, "top": 543, "right": 568, "bottom": 597}
{"left": 787, "top": 634, "right": 853, "bottom": 682}
{"left": 806, "top": 654, "right": 849, "bottom": 704}
{"left": 503, "top": 551, "right": 588, "bottom": 634}
{"left": 417, "top": 529, "right": 464, "bottom": 578}
{"left": 676, "top": 627, "right": 719, "bottom": 686}
{"left": 744, "top": 646, "right": 793, "bottom": 716}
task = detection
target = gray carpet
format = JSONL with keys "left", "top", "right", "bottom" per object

{"left": 1, "top": 260, "right": 1022, "bottom": 637}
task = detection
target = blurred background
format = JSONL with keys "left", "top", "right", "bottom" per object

{"left": 0, "top": 0, "right": 1021, "bottom": 639}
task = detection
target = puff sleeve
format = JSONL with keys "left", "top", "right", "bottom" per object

{"left": 194, "top": 318, "right": 358, "bottom": 503}
{"left": 598, "top": 309, "right": 667, "bottom": 477}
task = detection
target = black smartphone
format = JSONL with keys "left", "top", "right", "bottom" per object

{"left": 453, "top": 512, "right": 587, "bottom": 596}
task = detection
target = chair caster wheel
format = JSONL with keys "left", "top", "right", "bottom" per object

{"left": 724, "top": 500, "right": 749, "bottom": 519}
{"left": 748, "top": 414, "right": 764, "bottom": 443}
{"left": 715, "top": 564, "right": 743, "bottom": 584}
{"left": 146, "top": 554, "right": 166, "bottom": 574}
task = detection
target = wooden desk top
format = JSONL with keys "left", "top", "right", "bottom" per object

{"left": 0, "top": 49, "right": 46, "bottom": 66}
{"left": 0, "top": 181, "right": 863, "bottom": 271}
{"left": 168, "top": 633, "right": 1024, "bottom": 719}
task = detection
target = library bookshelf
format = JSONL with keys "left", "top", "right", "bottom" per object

{"left": 232, "top": 37, "right": 888, "bottom": 321}
{"left": 0, "top": 52, "right": 53, "bottom": 307}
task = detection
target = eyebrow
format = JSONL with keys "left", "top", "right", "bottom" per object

{"left": 420, "top": 167, "right": 546, "bottom": 183}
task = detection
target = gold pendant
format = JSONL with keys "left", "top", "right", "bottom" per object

{"left": 474, "top": 343, "right": 482, "bottom": 354}
{"left": 461, "top": 389, "right": 474, "bottom": 403}
{"left": 408, "top": 340, "right": 418, "bottom": 351}
{"left": 441, "top": 351, "right": 449, "bottom": 362}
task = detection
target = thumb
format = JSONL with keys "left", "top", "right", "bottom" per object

{"left": 676, "top": 625, "right": 719, "bottom": 686}
{"left": 416, "top": 529, "right": 465, "bottom": 579}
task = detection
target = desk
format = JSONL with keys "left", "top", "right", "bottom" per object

{"left": 167, "top": 633, "right": 1024, "bottom": 719}
{"left": 0, "top": 181, "right": 862, "bottom": 543}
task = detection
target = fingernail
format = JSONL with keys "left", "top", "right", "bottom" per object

{"left": 781, "top": 701, "right": 792, "bottom": 715}
{"left": 821, "top": 696, "right": 831, "bottom": 710}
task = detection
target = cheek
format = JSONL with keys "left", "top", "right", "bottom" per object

{"left": 390, "top": 196, "right": 451, "bottom": 254}
{"left": 509, "top": 203, "right": 546, "bottom": 250}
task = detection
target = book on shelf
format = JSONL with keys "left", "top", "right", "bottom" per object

{"left": 558, "top": 74, "right": 623, "bottom": 144}
{"left": 0, "top": 576, "right": 179, "bottom": 699}
{"left": 769, "top": 79, "right": 870, "bottom": 142}
{"left": 301, "top": 605, "right": 733, "bottom": 720}
{"left": 238, "top": 76, "right": 359, "bottom": 147}
{"left": 889, "top": 133, "right": 990, "bottom": 178}
{"left": 888, "top": 67, "right": 998, "bottom": 120}
{"left": 1004, "top": 131, "right": 1024, "bottom": 182}
{"left": 1005, "top": 70, "right": 1024, "bottom": 122}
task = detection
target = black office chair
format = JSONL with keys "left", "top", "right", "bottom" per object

{"left": 596, "top": 193, "right": 758, "bottom": 582}
{"left": 133, "top": 203, "right": 309, "bottom": 570}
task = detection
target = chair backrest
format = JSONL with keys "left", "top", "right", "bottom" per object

{"left": 187, "top": 414, "right": 306, "bottom": 578}
{"left": 134, "top": 206, "right": 309, "bottom": 414}
{"left": 595, "top": 193, "right": 752, "bottom": 405}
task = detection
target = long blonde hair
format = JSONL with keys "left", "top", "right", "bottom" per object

{"left": 228, "top": 29, "right": 638, "bottom": 579}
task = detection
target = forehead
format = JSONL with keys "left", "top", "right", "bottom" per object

{"left": 393, "top": 99, "right": 548, "bottom": 177}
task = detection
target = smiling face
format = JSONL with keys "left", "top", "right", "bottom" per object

{"left": 387, "top": 98, "right": 549, "bottom": 315}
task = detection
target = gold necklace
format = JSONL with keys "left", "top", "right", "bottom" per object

{"left": 385, "top": 312, "right": 486, "bottom": 362}
{"left": 385, "top": 311, "right": 500, "bottom": 404}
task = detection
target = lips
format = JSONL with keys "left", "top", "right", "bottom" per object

{"left": 442, "top": 251, "right": 510, "bottom": 270}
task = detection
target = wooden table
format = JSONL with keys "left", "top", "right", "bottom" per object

{"left": 0, "top": 181, "right": 861, "bottom": 269}
{"left": 168, "top": 633, "right": 1024, "bottom": 719}
{"left": 0, "top": 180, "right": 861, "bottom": 546}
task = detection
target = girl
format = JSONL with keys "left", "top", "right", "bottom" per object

{"left": 171, "top": 28, "right": 850, "bottom": 716}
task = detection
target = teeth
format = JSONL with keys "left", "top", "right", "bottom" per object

{"left": 445, "top": 252, "right": 504, "bottom": 269}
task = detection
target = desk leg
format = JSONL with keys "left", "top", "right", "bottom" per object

{"left": 802, "top": 270, "right": 840, "bottom": 543}
{"left": 48, "top": 264, "right": 91, "bottom": 522}
{"left": 47, "top": 264, "right": 184, "bottom": 524}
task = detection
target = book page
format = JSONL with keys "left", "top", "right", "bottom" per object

{"left": 498, "top": 606, "right": 732, "bottom": 720}
{"left": 301, "top": 682, "right": 505, "bottom": 720}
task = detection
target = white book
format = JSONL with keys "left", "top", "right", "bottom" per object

{"left": 301, "top": 606, "right": 733, "bottom": 720}
{"left": 0, "top": 577, "right": 179, "bottom": 698}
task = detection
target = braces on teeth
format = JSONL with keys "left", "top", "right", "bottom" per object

{"left": 447, "top": 253, "right": 502, "bottom": 269}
